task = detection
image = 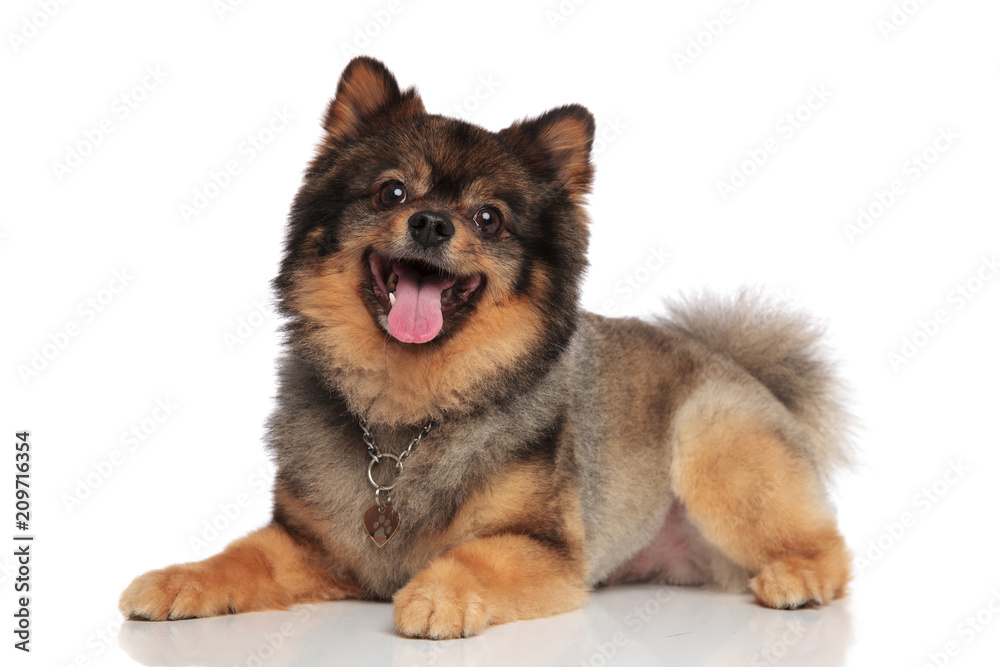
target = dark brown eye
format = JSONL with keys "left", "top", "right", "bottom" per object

{"left": 376, "top": 180, "right": 406, "bottom": 208}
{"left": 473, "top": 206, "right": 503, "bottom": 236}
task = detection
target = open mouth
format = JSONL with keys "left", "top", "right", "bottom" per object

{"left": 368, "top": 251, "right": 483, "bottom": 344}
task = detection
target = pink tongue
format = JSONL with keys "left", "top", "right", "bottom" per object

{"left": 387, "top": 262, "right": 456, "bottom": 344}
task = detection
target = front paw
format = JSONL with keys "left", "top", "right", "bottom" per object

{"left": 119, "top": 564, "right": 232, "bottom": 621}
{"left": 393, "top": 562, "right": 488, "bottom": 639}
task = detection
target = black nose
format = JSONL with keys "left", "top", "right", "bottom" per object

{"left": 407, "top": 211, "right": 455, "bottom": 249}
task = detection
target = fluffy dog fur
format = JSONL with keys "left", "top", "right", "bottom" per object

{"left": 120, "top": 57, "right": 853, "bottom": 639}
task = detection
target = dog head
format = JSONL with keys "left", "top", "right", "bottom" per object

{"left": 276, "top": 57, "right": 595, "bottom": 425}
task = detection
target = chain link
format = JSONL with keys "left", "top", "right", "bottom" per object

{"left": 359, "top": 417, "right": 432, "bottom": 494}
{"left": 359, "top": 416, "right": 380, "bottom": 461}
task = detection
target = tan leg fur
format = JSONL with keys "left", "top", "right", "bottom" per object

{"left": 671, "top": 411, "right": 851, "bottom": 609}
{"left": 118, "top": 523, "right": 359, "bottom": 621}
{"left": 394, "top": 533, "right": 588, "bottom": 639}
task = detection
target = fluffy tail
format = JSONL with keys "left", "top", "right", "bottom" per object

{"left": 661, "top": 289, "right": 854, "bottom": 477}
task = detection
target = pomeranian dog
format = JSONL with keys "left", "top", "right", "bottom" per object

{"left": 120, "top": 57, "right": 853, "bottom": 639}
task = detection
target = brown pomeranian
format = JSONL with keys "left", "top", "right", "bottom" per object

{"left": 119, "top": 57, "right": 853, "bottom": 639}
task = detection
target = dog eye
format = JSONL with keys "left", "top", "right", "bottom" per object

{"left": 376, "top": 180, "right": 407, "bottom": 208}
{"left": 473, "top": 206, "right": 503, "bottom": 236}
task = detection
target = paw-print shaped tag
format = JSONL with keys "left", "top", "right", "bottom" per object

{"left": 363, "top": 504, "right": 401, "bottom": 547}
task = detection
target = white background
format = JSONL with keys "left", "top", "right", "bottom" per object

{"left": 2, "top": 0, "right": 999, "bottom": 665}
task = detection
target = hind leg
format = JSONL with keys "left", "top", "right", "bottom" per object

{"left": 671, "top": 411, "right": 851, "bottom": 608}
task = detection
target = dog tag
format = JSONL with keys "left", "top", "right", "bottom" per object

{"left": 363, "top": 504, "right": 400, "bottom": 547}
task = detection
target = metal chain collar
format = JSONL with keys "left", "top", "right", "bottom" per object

{"left": 359, "top": 416, "right": 432, "bottom": 506}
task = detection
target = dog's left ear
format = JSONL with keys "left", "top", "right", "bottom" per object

{"left": 322, "top": 56, "right": 426, "bottom": 145}
{"left": 498, "top": 104, "right": 595, "bottom": 196}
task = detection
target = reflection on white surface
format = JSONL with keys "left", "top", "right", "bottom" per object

{"left": 118, "top": 586, "right": 851, "bottom": 666}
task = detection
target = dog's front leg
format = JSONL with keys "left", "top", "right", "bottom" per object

{"left": 393, "top": 533, "right": 588, "bottom": 639}
{"left": 119, "top": 522, "right": 358, "bottom": 620}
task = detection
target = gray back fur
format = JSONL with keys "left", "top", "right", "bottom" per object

{"left": 658, "top": 289, "right": 855, "bottom": 479}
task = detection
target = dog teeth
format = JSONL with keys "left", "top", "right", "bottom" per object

{"left": 389, "top": 292, "right": 396, "bottom": 306}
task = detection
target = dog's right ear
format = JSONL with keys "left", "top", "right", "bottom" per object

{"left": 321, "top": 57, "right": 425, "bottom": 145}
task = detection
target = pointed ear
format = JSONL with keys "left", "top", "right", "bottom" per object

{"left": 322, "top": 57, "right": 425, "bottom": 144}
{"left": 498, "top": 104, "right": 595, "bottom": 195}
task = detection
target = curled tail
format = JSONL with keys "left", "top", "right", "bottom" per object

{"left": 660, "top": 289, "right": 854, "bottom": 477}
